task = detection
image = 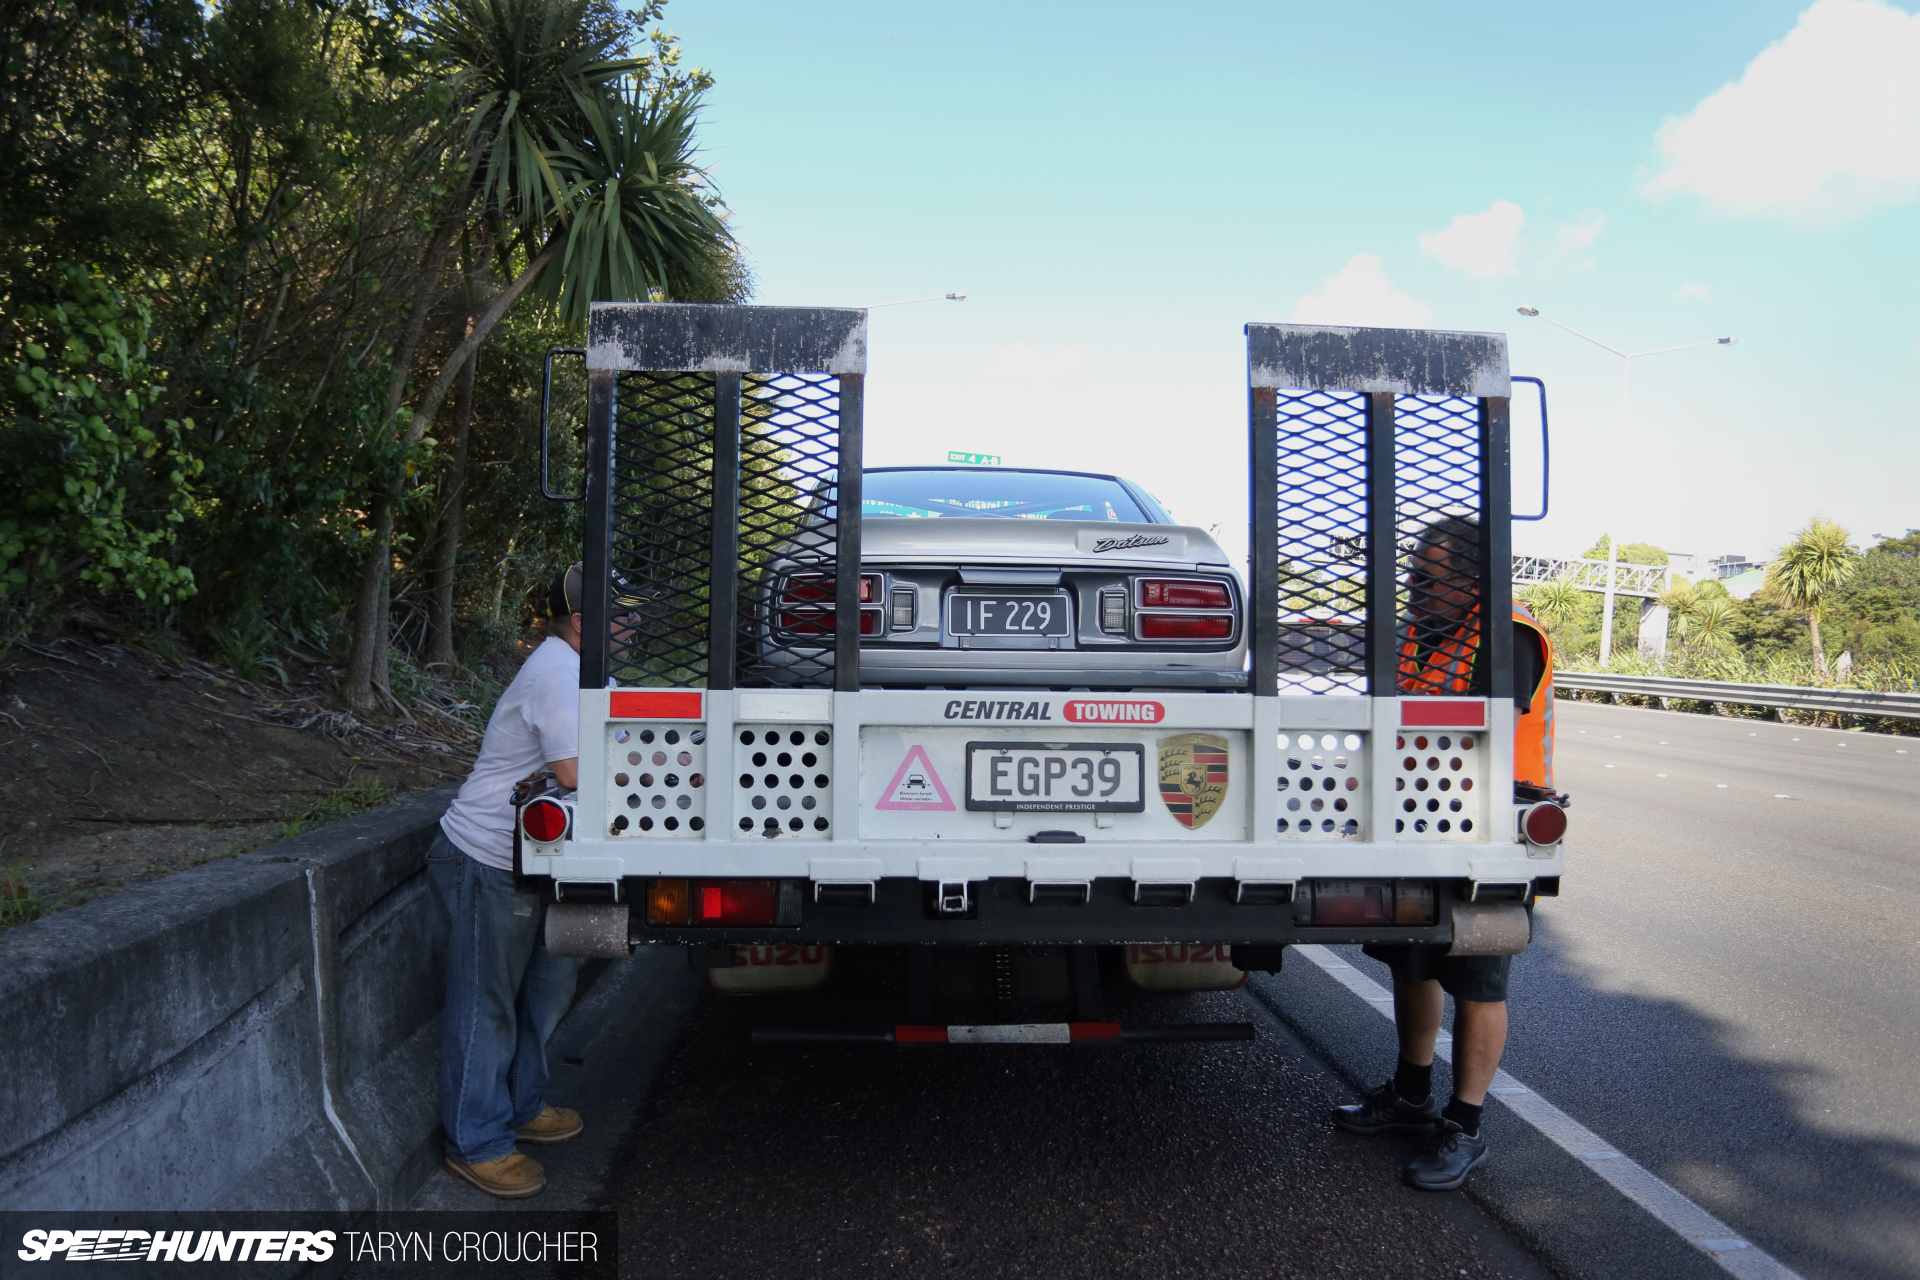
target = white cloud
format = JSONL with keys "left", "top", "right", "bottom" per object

{"left": 991, "top": 343, "right": 1094, "bottom": 377}
{"left": 1290, "top": 255, "right": 1433, "bottom": 327}
{"left": 1535, "top": 212, "right": 1608, "bottom": 278}
{"left": 1640, "top": 0, "right": 1920, "bottom": 220}
{"left": 1418, "top": 200, "right": 1525, "bottom": 277}
{"left": 1675, "top": 281, "right": 1715, "bottom": 302}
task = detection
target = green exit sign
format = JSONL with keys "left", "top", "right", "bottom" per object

{"left": 947, "top": 451, "right": 1002, "bottom": 466}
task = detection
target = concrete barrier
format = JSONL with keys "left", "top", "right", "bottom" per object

{"left": 0, "top": 785, "right": 460, "bottom": 1211}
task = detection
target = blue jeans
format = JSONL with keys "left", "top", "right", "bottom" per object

{"left": 426, "top": 830, "right": 584, "bottom": 1164}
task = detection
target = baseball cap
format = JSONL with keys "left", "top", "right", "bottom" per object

{"left": 546, "top": 563, "right": 584, "bottom": 618}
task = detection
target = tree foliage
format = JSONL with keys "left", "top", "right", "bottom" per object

{"left": 0, "top": 0, "right": 746, "bottom": 691}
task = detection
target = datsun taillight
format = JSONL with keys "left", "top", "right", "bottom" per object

{"left": 1133, "top": 577, "right": 1236, "bottom": 642}
{"left": 1139, "top": 579, "right": 1232, "bottom": 609}
{"left": 775, "top": 572, "right": 884, "bottom": 638}
{"left": 1139, "top": 614, "right": 1234, "bottom": 639}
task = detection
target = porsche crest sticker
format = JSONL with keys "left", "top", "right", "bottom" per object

{"left": 1157, "top": 733, "right": 1229, "bottom": 829}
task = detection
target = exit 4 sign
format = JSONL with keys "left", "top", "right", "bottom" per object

{"left": 947, "top": 451, "right": 1002, "bottom": 466}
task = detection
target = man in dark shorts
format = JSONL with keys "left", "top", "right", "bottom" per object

{"left": 1332, "top": 516, "right": 1556, "bottom": 1191}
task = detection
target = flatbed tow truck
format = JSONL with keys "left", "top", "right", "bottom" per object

{"left": 517, "top": 306, "right": 1565, "bottom": 1044}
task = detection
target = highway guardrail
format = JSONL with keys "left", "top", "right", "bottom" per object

{"left": 1554, "top": 671, "right": 1920, "bottom": 721}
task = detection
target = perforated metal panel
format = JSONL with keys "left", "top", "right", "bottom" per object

{"left": 1274, "top": 391, "right": 1370, "bottom": 693}
{"left": 1394, "top": 395, "right": 1485, "bottom": 697}
{"left": 732, "top": 723, "right": 835, "bottom": 838}
{"left": 738, "top": 374, "right": 845, "bottom": 689}
{"left": 608, "top": 372, "right": 716, "bottom": 688}
{"left": 1276, "top": 730, "right": 1367, "bottom": 840}
{"left": 606, "top": 723, "right": 709, "bottom": 837}
{"left": 1390, "top": 728, "right": 1485, "bottom": 841}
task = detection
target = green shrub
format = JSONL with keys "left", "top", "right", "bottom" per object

{"left": 0, "top": 266, "right": 200, "bottom": 609}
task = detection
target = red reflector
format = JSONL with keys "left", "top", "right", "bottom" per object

{"left": 1139, "top": 614, "right": 1233, "bottom": 639}
{"left": 1069, "top": 1022, "right": 1122, "bottom": 1040}
{"left": 1139, "top": 579, "right": 1232, "bottom": 609}
{"left": 859, "top": 608, "right": 882, "bottom": 636}
{"left": 609, "top": 690, "right": 702, "bottom": 719}
{"left": 691, "top": 879, "right": 777, "bottom": 926}
{"left": 894, "top": 1025, "right": 949, "bottom": 1043}
{"left": 1310, "top": 880, "right": 1392, "bottom": 926}
{"left": 860, "top": 573, "right": 881, "bottom": 603}
{"left": 521, "top": 799, "right": 567, "bottom": 843}
{"left": 1401, "top": 699, "right": 1485, "bottom": 728}
{"left": 1524, "top": 802, "right": 1568, "bottom": 846}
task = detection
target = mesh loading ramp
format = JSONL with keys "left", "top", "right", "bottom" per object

{"left": 581, "top": 305, "right": 867, "bottom": 694}
{"left": 1246, "top": 322, "right": 1515, "bottom": 706}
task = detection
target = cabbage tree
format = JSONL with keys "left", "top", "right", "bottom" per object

{"left": 343, "top": 0, "right": 730, "bottom": 709}
{"left": 1765, "top": 517, "right": 1859, "bottom": 681}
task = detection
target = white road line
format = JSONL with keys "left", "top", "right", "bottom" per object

{"left": 1292, "top": 944, "right": 1805, "bottom": 1280}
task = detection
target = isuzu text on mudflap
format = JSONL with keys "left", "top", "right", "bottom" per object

{"left": 516, "top": 307, "right": 1567, "bottom": 1043}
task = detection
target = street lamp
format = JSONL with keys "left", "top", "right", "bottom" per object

{"left": 1515, "top": 307, "right": 1735, "bottom": 668}
{"left": 865, "top": 292, "right": 967, "bottom": 309}
{"left": 1515, "top": 306, "right": 1735, "bottom": 428}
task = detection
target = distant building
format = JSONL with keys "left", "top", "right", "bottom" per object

{"left": 1710, "top": 554, "right": 1763, "bottom": 580}
{"left": 1666, "top": 552, "right": 1699, "bottom": 580}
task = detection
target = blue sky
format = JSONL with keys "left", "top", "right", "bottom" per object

{"left": 659, "top": 0, "right": 1919, "bottom": 570}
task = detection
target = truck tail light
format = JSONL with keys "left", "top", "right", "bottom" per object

{"left": 521, "top": 798, "right": 568, "bottom": 843}
{"left": 1139, "top": 614, "right": 1234, "bottom": 639}
{"left": 1308, "top": 880, "right": 1435, "bottom": 926}
{"left": 1098, "top": 588, "right": 1128, "bottom": 633}
{"left": 1522, "top": 802, "right": 1568, "bottom": 846}
{"left": 1309, "top": 880, "right": 1392, "bottom": 926}
{"left": 1138, "top": 579, "right": 1232, "bottom": 609}
{"left": 775, "top": 573, "right": 885, "bottom": 638}
{"left": 890, "top": 586, "right": 917, "bottom": 629}
{"left": 648, "top": 878, "right": 777, "bottom": 927}
{"left": 649, "top": 878, "right": 690, "bottom": 925}
{"left": 695, "top": 879, "right": 777, "bottom": 926}
{"left": 1394, "top": 881, "right": 1436, "bottom": 925}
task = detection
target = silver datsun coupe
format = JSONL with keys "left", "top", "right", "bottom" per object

{"left": 758, "top": 466, "right": 1248, "bottom": 690}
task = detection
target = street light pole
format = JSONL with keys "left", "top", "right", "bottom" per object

{"left": 1516, "top": 306, "right": 1735, "bottom": 429}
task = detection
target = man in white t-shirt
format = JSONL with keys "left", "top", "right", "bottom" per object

{"left": 429, "top": 564, "right": 587, "bottom": 1199}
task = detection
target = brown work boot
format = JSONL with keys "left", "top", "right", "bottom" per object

{"left": 515, "top": 1104, "right": 584, "bottom": 1145}
{"left": 443, "top": 1152, "right": 547, "bottom": 1199}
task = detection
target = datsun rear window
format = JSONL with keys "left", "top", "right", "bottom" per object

{"left": 860, "top": 470, "right": 1151, "bottom": 522}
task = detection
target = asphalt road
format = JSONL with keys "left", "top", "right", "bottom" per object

{"left": 412, "top": 700, "right": 1919, "bottom": 1280}
{"left": 597, "top": 968, "right": 1548, "bottom": 1280}
{"left": 1487, "top": 700, "right": 1920, "bottom": 1279}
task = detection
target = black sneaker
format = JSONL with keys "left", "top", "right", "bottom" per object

{"left": 1331, "top": 1082, "right": 1442, "bottom": 1135}
{"left": 1402, "top": 1118, "right": 1489, "bottom": 1191}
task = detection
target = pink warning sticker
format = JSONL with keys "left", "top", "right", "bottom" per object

{"left": 876, "top": 745, "right": 956, "bottom": 811}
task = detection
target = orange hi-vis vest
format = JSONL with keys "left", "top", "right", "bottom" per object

{"left": 1398, "top": 603, "right": 1556, "bottom": 789}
